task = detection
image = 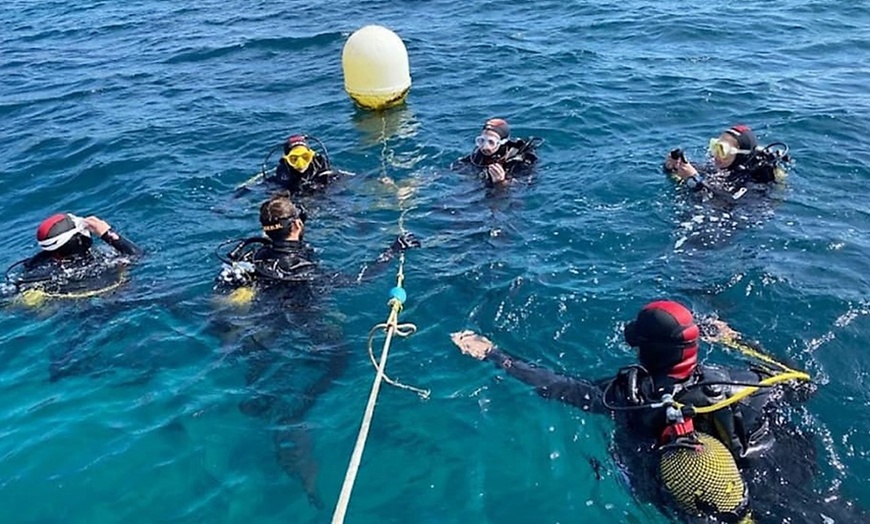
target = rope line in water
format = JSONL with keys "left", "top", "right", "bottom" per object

{"left": 331, "top": 112, "right": 427, "bottom": 523}
{"left": 331, "top": 266, "right": 416, "bottom": 524}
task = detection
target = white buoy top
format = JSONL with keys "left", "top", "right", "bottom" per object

{"left": 342, "top": 25, "right": 411, "bottom": 109}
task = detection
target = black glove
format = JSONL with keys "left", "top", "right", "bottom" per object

{"left": 391, "top": 232, "right": 421, "bottom": 252}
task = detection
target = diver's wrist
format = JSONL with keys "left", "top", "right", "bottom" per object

{"left": 486, "top": 346, "right": 511, "bottom": 368}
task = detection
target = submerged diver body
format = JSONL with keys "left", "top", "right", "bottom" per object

{"left": 215, "top": 191, "right": 419, "bottom": 507}
{"left": 4, "top": 213, "right": 142, "bottom": 301}
{"left": 451, "top": 300, "right": 864, "bottom": 523}
{"left": 662, "top": 125, "right": 791, "bottom": 251}
{"left": 2, "top": 213, "right": 143, "bottom": 381}
{"left": 453, "top": 118, "right": 542, "bottom": 188}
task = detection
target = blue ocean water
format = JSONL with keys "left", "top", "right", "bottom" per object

{"left": 1, "top": 0, "right": 869, "bottom": 522}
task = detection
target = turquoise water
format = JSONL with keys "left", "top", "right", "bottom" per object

{"left": 2, "top": 1, "right": 869, "bottom": 522}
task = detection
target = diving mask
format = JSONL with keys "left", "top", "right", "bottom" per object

{"left": 708, "top": 138, "right": 752, "bottom": 160}
{"left": 475, "top": 134, "right": 505, "bottom": 151}
{"left": 283, "top": 146, "right": 315, "bottom": 172}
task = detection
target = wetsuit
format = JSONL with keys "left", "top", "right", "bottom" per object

{"left": 6, "top": 230, "right": 143, "bottom": 382}
{"left": 480, "top": 346, "right": 866, "bottom": 523}
{"left": 669, "top": 154, "right": 785, "bottom": 254}
{"left": 21, "top": 231, "right": 140, "bottom": 272}
{"left": 682, "top": 157, "right": 780, "bottom": 205}
{"left": 453, "top": 138, "right": 539, "bottom": 187}
{"left": 485, "top": 347, "right": 773, "bottom": 461}
{"left": 269, "top": 154, "right": 338, "bottom": 195}
{"left": 216, "top": 233, "right": 412, "bottom": 507}
{"left": 12, "top": 230, "right": 142, "bottom": 294}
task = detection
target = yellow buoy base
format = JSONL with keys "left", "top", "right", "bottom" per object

{"left": 347, "top": 88, "right": 409, "bottom": 111}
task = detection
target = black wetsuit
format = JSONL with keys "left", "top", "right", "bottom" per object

{"left": 453, "top": 138, "right": 539, "bottom": 187}
{"left": 269, "top": 154, "right": 338, "bottom": 195}
{"left": 21, "top": 231, "right": 141, "bottom": 273}
{"left": 13, "top": 231, "right": 142, "bottom": 295}
{"left": 217, "top": 234, "right": 408, "bottom": 507}
{"left": 486, "top": 348, "right": 772, "bottom": 462}
{"left": 481, "top": 345, "right": 866, "bottom": 523}
{"left": 670, "top": 157, "right": 784, "bottom": 253}
{"left": 684, "top": 158, "right": 779, "bottom": 205}
{"left": 6, "top": 231, "right": 143, "bottom": 382}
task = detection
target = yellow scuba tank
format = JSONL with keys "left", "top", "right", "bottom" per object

{"left": 659, "top": 431, "right": 748, "bottom": 519}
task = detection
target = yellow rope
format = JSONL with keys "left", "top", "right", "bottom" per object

{"left": 684, "top": 370, "right": 810, "bottom": 414}
{"left": 719, "top": 336, "right": 798, "bottom": 373}
{"left": 677, "top": 334, "right": 811, "bottom": 415}
{"left": 42, "top": 278, "right": 127, "bottom": 299}
{"left": 16, "top": 275, "right": 128, "bottom": 307}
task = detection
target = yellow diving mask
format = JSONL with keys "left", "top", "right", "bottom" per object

{"left": 708, "top": 138, "right": 752, "bottom": 160}
{"left": 283, "top": 146, "right": 315, "bottom": 172}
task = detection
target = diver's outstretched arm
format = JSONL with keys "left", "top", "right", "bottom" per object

{"left": 328, "top": 232, "right": 420, "bottom": 287}
{"left": 450, "top": 331, "right": 605, "bottom": 413}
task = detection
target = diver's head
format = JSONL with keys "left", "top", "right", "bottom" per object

{"left": 259, "top": 191, "right": 306, "bottom": 242}
{"left": 708, "top": 125, "right": 758, "bottom": 170}
{"left": 36, "top": 213, "right": 93, "bottom": 258}
{"left": 281, "top": 134, "right": 316, "bottom": 173}
{"left": 624, "top": 300, "right": 699, "bottom": 380}
{"left": 475, "top": 118, "right": 510, "bottom": 157}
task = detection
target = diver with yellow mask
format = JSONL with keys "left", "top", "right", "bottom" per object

{"left": 4, "top": 213, "right": 142, "bottom": 306}
{"left": 234, "top": 134, "right": 346, "bottom": 197}
{"left": 263, "top": 134, "right": 343, "bottom": 195}
{"left": 664, "top": 125, "right": 791, "bottom": 203}
{"left": 450, "top": 300, "right": 866, "bottom": 523}
{"left": 212, "top": 191, "right": 419, "bottom": 507}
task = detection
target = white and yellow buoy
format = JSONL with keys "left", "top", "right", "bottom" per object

{"left": 342, "top": 25, "right": 411, "bottom": 110}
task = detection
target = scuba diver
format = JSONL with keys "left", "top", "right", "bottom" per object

{"left": 2, "top": 213, "right": 144, "bottom": 381}
{"left": 216, "top": 191, "right": 419, "bottom": 294}
{"left": 452, "top": 118, "right": 542, "bottom": 188}
{"left": 214, "top": 191, "right": 419, "bottom": 508}
{"left": 662, "top": 125, "right": 792, "bottom": 252}
{"left": 450, "top": 300, "right": 865, "bottom": 523}
{"left": 236, "top": 134, "right": 346, "bottom": 196}
{"left": 4, "top": 213, "right": 142, "bottom": 305}
{"left": 664, "top": 124, "right": 791, "bottom": 204}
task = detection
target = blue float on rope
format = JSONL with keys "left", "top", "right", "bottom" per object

{"left": 389, "top": 286, "right": 407, "bottom": 304}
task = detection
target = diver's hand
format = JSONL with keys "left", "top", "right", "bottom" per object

{"left": 450, "top": 330, "right": 494, "bottom": 360}
{"left": 702, "top": 319, "right": 741, "bottom": 343}
{"left": 83, "top": 216, "right": 111, "bottom": 236}
{"left": 391, "top": 232, "right": 421, "bottom": 252}
{"left": 674, "top": 159, "right": 699, "bottom": 181}
{"left": 486, "top": 163, "right": 507, "bottom": 184}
